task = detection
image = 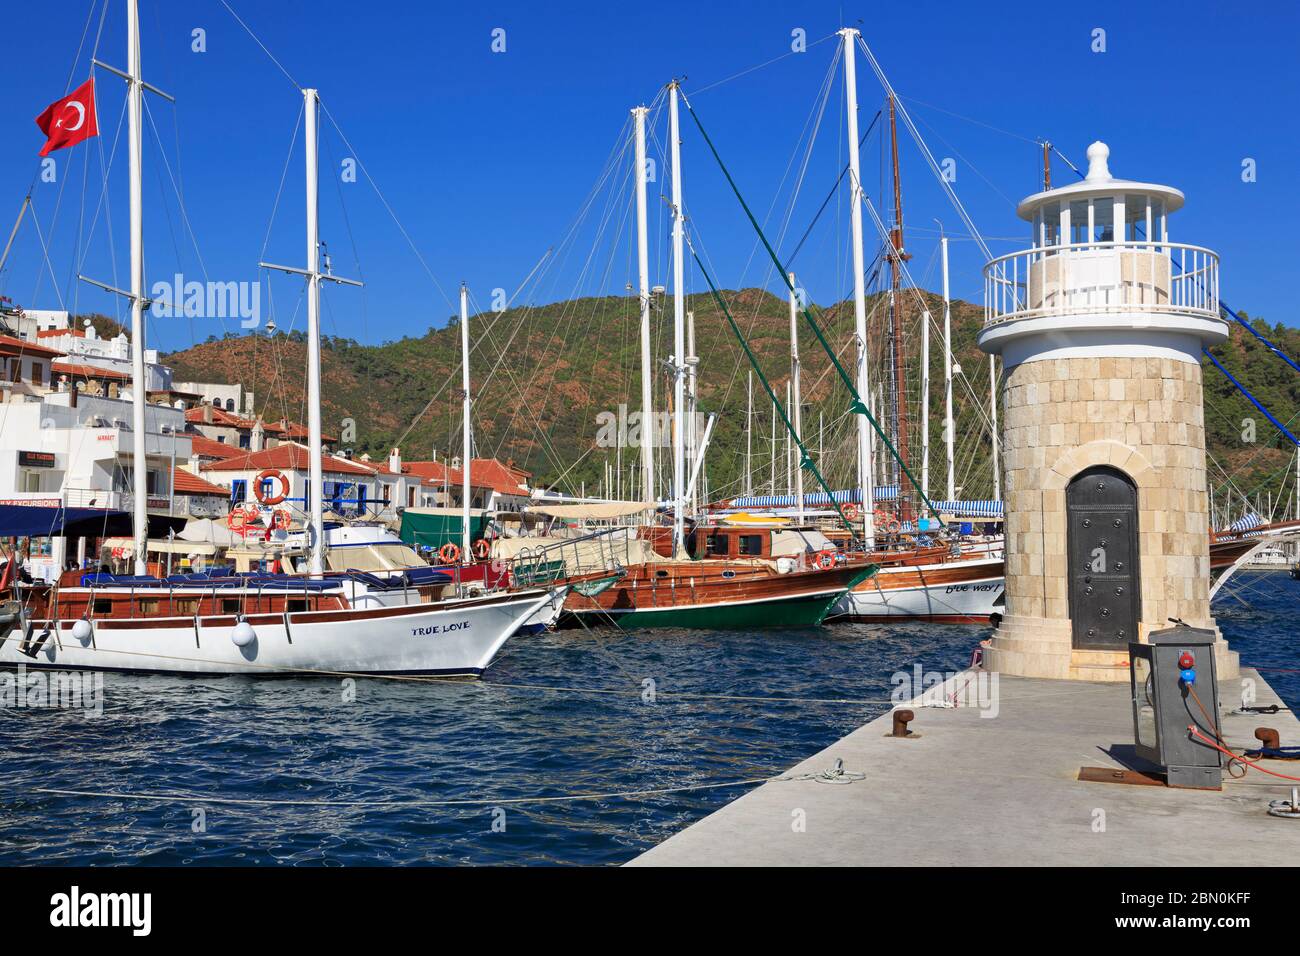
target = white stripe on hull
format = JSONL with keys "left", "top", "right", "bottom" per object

{"left": 0, "top": 590, "right": 554, "bottom": 677}
{"left": 832, "top": 561, "right": 1004, "bottom": 622}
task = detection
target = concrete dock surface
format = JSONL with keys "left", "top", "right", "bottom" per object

{"left": 631, "top": 668, "right": 1300, "bottom": 866}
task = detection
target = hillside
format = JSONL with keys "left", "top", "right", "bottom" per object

{"left": 161, "top": 293, "right": 1299, "bottom": 509}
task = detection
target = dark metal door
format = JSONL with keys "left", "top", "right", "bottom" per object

{"left": 1067, "top": 466, "right": 1140, "bottom": 649}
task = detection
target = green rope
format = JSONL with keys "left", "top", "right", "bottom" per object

{"left": 679, "top": 88, "right": 943, "bottom": 527}
{"left": 687, "top": 240, "right": 861, "bottom": 543}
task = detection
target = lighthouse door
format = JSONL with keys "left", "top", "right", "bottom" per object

{"left": 1066, "top": 466, "right": 1141, "bottom": 650}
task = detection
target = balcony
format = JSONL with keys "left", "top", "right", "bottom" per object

{"left": 983, "top": 240, "right": 1219, "bottom": 327}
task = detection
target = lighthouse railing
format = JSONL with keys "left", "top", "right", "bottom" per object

{"left": 983, "top": 240, "right": 1218, "bottom": 326}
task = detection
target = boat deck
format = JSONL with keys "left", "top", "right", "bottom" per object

{"left": 630, "top": 667, "right": 1300, "bottom": 866}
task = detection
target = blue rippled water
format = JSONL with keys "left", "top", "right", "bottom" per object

{"left": 2, "top": 571, "right": 1296, "bottom": 866}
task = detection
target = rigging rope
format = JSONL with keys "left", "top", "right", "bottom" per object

{"left": 678, "top": 90, "right": 942, "bottom": 525}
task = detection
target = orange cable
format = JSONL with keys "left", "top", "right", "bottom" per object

{"left": 1188, "top": 725, "right": 1300, "bottom": 783}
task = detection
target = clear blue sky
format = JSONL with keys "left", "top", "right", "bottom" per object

{"left": 1, "top": 0, "right": 1295, "bottom": 355}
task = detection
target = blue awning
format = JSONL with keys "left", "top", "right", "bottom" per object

{"left": 0, "top": 504, "right": 185, "bottom": 539}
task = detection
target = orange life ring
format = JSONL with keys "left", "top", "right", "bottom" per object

{"left": 227, "top": 507, "right": 250, "bottom": 531}
{"left": 842, "top": 502, "right": 860, "bottom": 521}
{"left": 255, "top": 469, "right": 289, "bottom": 506}
{"left": 815, "top": 550, "right": 835, "bottom": 570}
{"left": 438, "top": 543, "right": 461, "bottom": 564}
{"left": 884, "top": 519, "right": 902, "bottom": 535}
{"left": 272, "top": 509, "right": 292, "bottom": 531}
{"left": 473, "top": 539, "right": 491, "bottom": 560}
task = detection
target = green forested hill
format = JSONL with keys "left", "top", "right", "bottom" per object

{"left": 161, "top": 294, "right": 1299, "bottom": 510}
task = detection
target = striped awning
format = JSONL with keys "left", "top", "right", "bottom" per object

{"left": 728, "top": 486, "right": 898, "bottom": 509}
{"left": 1225, "top": 513, "right": 1264, "bottom": 536}
{"left": 931, "top": 500, "right": 1004, "bottom": 519}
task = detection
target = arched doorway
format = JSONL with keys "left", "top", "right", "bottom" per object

{"left": 1066, "top": 465, "right": 1140, "bottom": 649}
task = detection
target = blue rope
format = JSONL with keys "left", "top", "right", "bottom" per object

{"left": 1218, "top": 301, "right": 1300, "bottom": 376}
{"left": 1202, "top": 347, "right": 1300, "bottom": 448}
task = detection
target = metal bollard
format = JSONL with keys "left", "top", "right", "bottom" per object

{"left": 891, "top": 709, "right": 915, "bottom": 738}
{"left": 1255, "top": 727, "right": 1281, "bottom": 751}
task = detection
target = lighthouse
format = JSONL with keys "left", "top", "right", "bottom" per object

{"left": 978, "top": 142, "right": 1237, "bottom": 681}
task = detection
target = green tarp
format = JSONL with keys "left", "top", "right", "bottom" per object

{"left": 399, "top": 510, "right": 489, "bottom": 552}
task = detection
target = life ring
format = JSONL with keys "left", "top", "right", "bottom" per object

{"left": 815, "top": 550, "right": 835, "bottom": 570}
{"left": 472, "top": 539, "right": 491, "bottom": 560}
{"left": 438, "top": 543, "right": 461, "bottom": 564}
{"left": 254, "top": 469, "right": 289, "bottom": 506}
{"left": 271, "top": 509, "right": 293, "bottom": 531}
{"left": 884, "top": 519, "right": 902, "bottom": 535}
{"left": 842, "top": 502, "right": 860, "bottom": 521}
{"left": 227, "top": 507, "right": 250, "bottom": 531}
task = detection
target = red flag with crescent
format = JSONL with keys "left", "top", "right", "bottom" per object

{"left": 35, "top": 77, "right": 98, "bottom": 156}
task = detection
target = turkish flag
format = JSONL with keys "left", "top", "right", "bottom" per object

{"left": 35, "top": 78, "right": 98, "bottom": 156}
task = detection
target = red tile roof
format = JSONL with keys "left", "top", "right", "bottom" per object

{"left": 185, "top": 405, "right": 257, "bottom": 429}
{"left": 403, "top": 457, "right": 530, "bottom": 496}
{"left": 185, "top": 433, "right": 243, "bottom": 460}
{"left": 37, "top": 328, "right": 82, "bottom": 339}
{"left": 52, "top": 361, "right": 130, "bottom": 380}
{"left": 200, "top": 442, "right": 374, "bottom": 476}
{"left": 0, "top": 334, "right": 65, "bottom": 359}
{"left": 172, "top": 468, "right": 232, "bottom": 497}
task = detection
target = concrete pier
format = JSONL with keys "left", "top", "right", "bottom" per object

{"left": 630, "top": 668, "right": 1299, "bottom": 866}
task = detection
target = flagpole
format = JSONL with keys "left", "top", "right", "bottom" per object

{"left": 127, "top": 0, "right": 148, "bottom": 576}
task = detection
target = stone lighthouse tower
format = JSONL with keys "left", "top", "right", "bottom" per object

{"left": 978, "top": 142, "right": 1237, "bottom": 681}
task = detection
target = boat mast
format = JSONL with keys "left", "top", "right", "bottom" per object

{"left": 745, "top": 370, "right": 753, "bottom": 497}
{"left": 127, "top": 0, "right": 148, "bottom": 575}
{"left": 303, "top": 88, "right": 326, "bottom": 575}
{"left": 668, "top": 82, "right": 687, "bottom": 554}
{"left": 941, "top": 234, "right": 955, "bottom": 502}
{"left": 632, "top": 105, "right": 655, "bottom": 512}
{"left": 920, "top": 301, "right": 930, "bottom": 502}
{"left": 840, "top": 28, "right": 875, "bottom": 548}
{"left": 886, "top": 92, "right": 911, "bottom": 507}
{"left": 460, "top": 283, "right": 472, "bottom": 560}
{"left": 687, "top": 309, "right": 698, "bottom": 514}
{"left": 260, "top": 89, "right": 361, "bottom": 575}
{"left": 788, "top": 275, "right": 804, "bottom": 522}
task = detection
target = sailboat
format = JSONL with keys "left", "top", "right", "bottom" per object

{"left": 485, "top": 83, "right": 874, "bottom": 629}
{"left": 0, "top": 1, "right": 556, "bottom": 676}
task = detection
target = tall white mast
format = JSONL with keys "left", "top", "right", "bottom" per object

{"left": 687, "top": 309, "right": 698, "bottom": 514}
{"left": 260, "top": 89, "right": 361, "bottom": 575}
{"left": 668, "top": 82, "right": 687, "bottom": 553}
{"left": 460, "top": 284, "right": 473, "bottom": 560}
{"left": 126, "top": 0, "right": 147, "bottom": 575}
{"left": 789, "top": 272, "right": 805, "bottom": 523}
{"left": 745, "top": 370, "right": 753, "bottom": 497}
{"left": 303, "top": 88, "right": 326, "bottom": 575}
{"left": 920, "top": 306, "right": 930, "bottom": 502}
{"left": 941, "top": 234, "right": 955, "bottom": 502}
{"left": 632, "top": 105, "right": 655, "bottom": 511}
{"left": 841, "top": 28, "right": 875, "bottom": 548}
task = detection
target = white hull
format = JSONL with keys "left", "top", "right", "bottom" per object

{"left": 1, "top": 589, "right": 555, "bottom": 677}
{"left": 831, "top": 558, "right": 1004, "bottom": 623}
